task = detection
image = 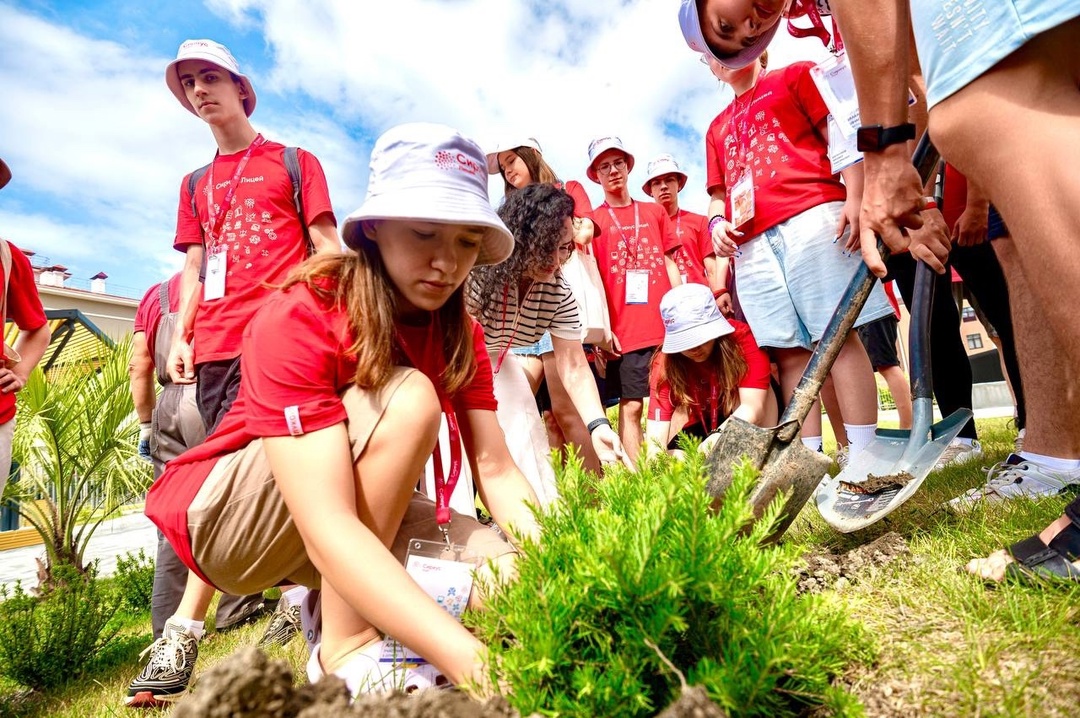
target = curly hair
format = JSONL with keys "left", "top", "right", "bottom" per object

{"left": 468, "top": 183, "right": 574, "bottom": 325}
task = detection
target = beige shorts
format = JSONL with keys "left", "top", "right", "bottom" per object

{"left": 186, "top": 367, "right": 514, "bottom": 596}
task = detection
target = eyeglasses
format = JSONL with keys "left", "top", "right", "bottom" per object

{"left": 595, "top": 159, "right": 628, "bottom": 176}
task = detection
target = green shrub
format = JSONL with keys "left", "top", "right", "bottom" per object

{"left": 113, "top": 548, "right": 155, "bottom": 616}
{"left": 0, "top": 562, "right": 120, "bottom": 690}
{"left": 470, "top": 451, "right": 872, "bottom": 717}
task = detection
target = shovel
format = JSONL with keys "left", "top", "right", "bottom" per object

{"left": 703, "top": 134, "right": 942, "bottom": 543}
{"left": 814, "top": 256, "right": 973, "bottom": 532}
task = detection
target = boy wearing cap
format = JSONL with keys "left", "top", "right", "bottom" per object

{"left": 125, "top": 39, "right": 340, "bottom": 708}
{"left": 0, "top": 157, "right": 51, "bottom": 501}
{"left": 643, "top": 153, "right": 730, "bottom": 314}
{"left": 587, "top": 137, "right": 682, "bottom": 460}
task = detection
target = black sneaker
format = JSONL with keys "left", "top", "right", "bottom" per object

{"left": 124, "top": 618, "right": 199, "bottom": 707}
{"left": 257, "top": 601, "right": 301, "bottom": 648}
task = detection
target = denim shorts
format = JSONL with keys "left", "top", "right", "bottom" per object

{"left": 911, "top": 0, "right": 1080, "bottom": 108}
{"left": 734, "top": 201, "right": 893, "bottom": 350}
{"left": 511, "top": 331, "right": 554, "bottom": 357}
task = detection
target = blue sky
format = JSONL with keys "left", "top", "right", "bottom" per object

{"left": 0, "top": 0, "right": 829, "bottom": 300}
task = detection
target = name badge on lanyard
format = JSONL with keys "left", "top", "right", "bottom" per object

{"left": 730, "top": 171, "right": 755, "bottom": 228}
{"left": 204, "top": 249, "right": 227, "bottom": 301}
{"left": 625, "top": 269, "right": 650, "bottom": 305}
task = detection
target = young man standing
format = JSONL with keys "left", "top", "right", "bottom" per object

{"left": 126, "top": 39, "right": 340, "bottom": 708}
{"left": 642, "top": 153, "right": 731, "bottom": 315}
{"left": 587, "top": 137, "right": 681, "bottom": 461}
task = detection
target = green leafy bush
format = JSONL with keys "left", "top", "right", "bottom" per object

{"left": 113, "top": 548, "right": 155, "bottom": 616}
{"left": 470, "top": 451, "right": 873, "bottom": 717}
{"left": 0, "top": 562, "right": 120, "bottom": 690}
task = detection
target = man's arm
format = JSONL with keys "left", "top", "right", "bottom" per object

{"left": 129, "top": 330, "right": 155, "bottom": 461}
{"left": 167, "top": 245, "right": 203, "bottom": 384}
{"left": 0, "top": 321, "right": 50, "bottom": 395}
{"left": 829, "top": 0, "right": 949, "bottom": 276}
{"left": 664, "top": 253, "right": 683, "bottom": 288}
{"left": 307, "top": 214, "right": 342, "bottom": 255}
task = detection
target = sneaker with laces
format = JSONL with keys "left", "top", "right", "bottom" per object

{"left": 124, "top": 618, "right": 199, "bottom": 707}
{"left": 306, "top": 640, "right": 444, "bottom": 697}
{"left": 934, "top": 439, "right": 984, "bottom": 470}
{"left": 300, "top": 588, "right": 322, "bottom": 655}
{"left": 257, "top": 600, "right": 302, "bottom": 648}
{"left": 1014, "top": 428, "right": 1025, "bottom": 455}
{"left": 834, "top": 446, "right": 850, "bottom": 471}
{"left": 948, "top": 454, "right": 1080, "bottom": 509}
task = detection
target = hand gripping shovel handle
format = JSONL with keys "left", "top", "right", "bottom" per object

{"left": 776, "top": 133, "right": 941, "bottom": 443}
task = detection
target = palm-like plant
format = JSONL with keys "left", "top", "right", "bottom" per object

{"left": 6, "top": 335, "right": 152, "bottom": 588}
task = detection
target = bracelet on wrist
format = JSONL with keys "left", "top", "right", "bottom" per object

{"left": 708, "top": 214, "right": 727, "bottom": 233}
{"left": 922, "top": 196, "right": 938, "bottom": 211}
{"left": 586, "top": 417, "right": 612, "bottom": 434}
{"left": 712, "top": 287, "right": 729, "bottom": 299}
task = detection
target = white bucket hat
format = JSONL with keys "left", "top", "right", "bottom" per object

{"left": 341, "top": 123, "right": 514, "bottom": 267}
{"left": 0, "top": 157, "right": 10, "bottom": 191}
{"left": 485, "top": 137, "right": 543, "bottom": 175}
{"left": 586, "top": 136, "right": 636, "bottom": 184}
{"left": 660, "top": 283, "right": 735, "bottom": 354}
{"left": 166, "top": 39, "right": 257, "bottom": 117}
{"left": 642, "top": 154, "right": 688, "bottom": 196}
{"left": 679, "top": 0, "right": 783, "bottom": 70}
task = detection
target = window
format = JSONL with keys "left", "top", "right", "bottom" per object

{"left": 961, "top": 306, "right": 977, "bottom": 322}
{"left": 966, "top": 333, "right": 983, "bottom": 350}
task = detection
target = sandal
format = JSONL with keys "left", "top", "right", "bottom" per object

{"left": 1004, "top": 498, "right": 1080, "bottom": 584}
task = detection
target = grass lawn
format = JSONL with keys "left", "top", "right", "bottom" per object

{"left": 1, "top": 418, "right": 1077, "bottom": 717}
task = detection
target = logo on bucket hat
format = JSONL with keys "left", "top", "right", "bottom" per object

{"left": 341, "top": 123, "right": 514, "bottom": 267}
{"left": 642, "top": 154, "right": 689, "bottom": 195}
{"left": 586, "top": 136, "right": 636, "bottom": 184}
{"left": 165, "top": 39, "right": 257, "bottom": 117}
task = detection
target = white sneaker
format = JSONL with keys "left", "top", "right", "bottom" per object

{"left": 934, "top": 439, "right": 984, "bottom": 470}
{"left": 300, "top": 589, "right": 321, "bottom": 655}
{"left": 948, "top": 454, "right": 1080, "bottom": 509}
{"left": 834, "top": 446, "right": 850, "bottom": 471}
{"left": 306, "top": 640, "right": 443, "bottom": 697}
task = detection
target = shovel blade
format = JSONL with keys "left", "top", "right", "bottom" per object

{"left": 815, "top": 409, "right": 973, "bottom": 532}
{"left": 705, "top": 417, "right": 833, "bottom": 542}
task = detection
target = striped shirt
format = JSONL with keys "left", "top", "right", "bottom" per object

{"left": 471, "top": 274, "right": 583, "bottom": 353}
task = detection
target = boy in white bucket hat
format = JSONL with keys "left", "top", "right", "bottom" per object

{"left": 642, "top": 153, "right": 729, "bottom": 313}
{"left": 125, "top": 40, "right": 343, "bottom": 707}
{"left": 586, "top": 136, "right": 683, "bottom": 462}
{"left": 146, "top": 122, "right": 539, "bottom": 700}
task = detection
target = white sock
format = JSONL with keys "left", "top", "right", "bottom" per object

{"left": 173, "top": 617, "right": 205, "bottom": 640}
{"left": 1018, "top": 452, "right": 1080, "bottom": 474}
{"left": 282, "top": 586, "right": 308, "bottom": 609}
{"left": 843, "top": 423, "right": 877, "bottom": 455}
{"left": 801, "top": 436, "right": 823, "bottom": 452}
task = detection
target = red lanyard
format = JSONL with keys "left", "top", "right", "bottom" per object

{"left": 493, "top": 282, "right": 526, "bottom": 374}
{"left": 694, "top": 378, "right": 721, "bottom": 433}
{"left": 787, "top": 0, "right": 843, "bottom": 52}
{"left": 395, "top": 319, "right": 462, "bottom": 530}
{"left": 204, "top": 134, "right": 265, "bottom": 252}
{"left": 604, "top": 202, "right": 641, "bottom": 268}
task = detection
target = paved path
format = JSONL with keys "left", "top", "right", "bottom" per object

{"left": 0, "top": 511, "right": 156, "bottom": 593}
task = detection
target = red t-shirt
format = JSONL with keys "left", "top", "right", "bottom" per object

{"left": 670, "top": 209, "right": 711, "bottom": 286}
{"left": 174, "top": 140, "right": 336, "bottom": 365}
{"left": 144, "top": 281, "right": 496, "bottom": 585}
{"left": 591, "top": 200, "right": 681, "bottom": 352}
{"left": 648, "top": 320, "right": 771, "bottom": 430}
{"left": 133, "top": 274, "right": 181, "bottom": 368}
{"left": 704, "top": 62, "right": 847, "bottom": 243}
{"left": 1, "top": 242, "right": 47, "bottom": 425}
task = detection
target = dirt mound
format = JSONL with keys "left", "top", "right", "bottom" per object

{"left": 795, "top": 531, "right": 910, "bottom": 593}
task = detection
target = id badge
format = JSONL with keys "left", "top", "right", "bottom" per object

{"left": 625, "top": 269, "right": 649, "bottom": 305}
{"left": 381, "top": 539, "right": 476, "bottom": 664}
{"left": 204, "top": 250, "right": 226, "bottom": 301}
{"left": 809, "top": 52, "right": 860, "bottom": 138}
{"left": 730, "top": 172, "right": 755, "bottom": 228}
{"left": 827, "top": 114, "right": 862, "bottom": 173}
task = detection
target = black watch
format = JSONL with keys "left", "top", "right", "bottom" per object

{"left": 856, "top": 123, "right": 916, "bottom": 153}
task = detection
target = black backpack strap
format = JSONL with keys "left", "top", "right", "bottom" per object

{"left": 187, "top": 163, "right": 211, "bottom": 219}
{"left": 282, "top": 147, "right": 313, "bottom": 255}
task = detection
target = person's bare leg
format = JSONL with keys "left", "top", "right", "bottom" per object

{"left": 929, "top": 18, "right": 1080, "bottom": 367}
{"left": 516, "top": 355, "right": 544, "bottom": 396}
{"left": 991, "top": 237, "right": 1080, "bottom": 460}
{"left": 319, "top": 375, "right": 442, "bottom": 672}
{"left": 618, "top": 398, "right": 644, "bottom": 463}
{"left": 878, "top": 365, "right": 913, "bottom": 429}
{"left": 542, "top": 353, "right": 601, "bottom": 472}
{"left": 819, "top": 377, "right": 847, "bottom": 449}
{"left": 174, "top": 573, "right": 217, "bottom": 623}
{"left": 773, "top": 347, "right": 821, "bottom": 439}
{"left": 828, "top": 333, "right": 879, "bottom": 426}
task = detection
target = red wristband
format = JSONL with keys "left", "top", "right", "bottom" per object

{"left": 922, "top": 196, "right": 937, "bottom": 211}
{"left": 712, "top": 287, "right": 729, "bottom": 298}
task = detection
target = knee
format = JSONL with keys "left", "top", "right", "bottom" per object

{"left": 383, "top": 369, "right": 442, "bottom": 445}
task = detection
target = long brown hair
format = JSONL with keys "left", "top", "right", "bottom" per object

{"left": 660, "top": 334, "right": 748, "bottom": 419}
{"left": 282, "top": 234, "right": 476, "bottom": 396}
{"left": 500, "top": 146, "right": 559, "bottom": 195}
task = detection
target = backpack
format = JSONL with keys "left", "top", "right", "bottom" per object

{"left": 186, "top": 146, "right": 312, "bottom": 255}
